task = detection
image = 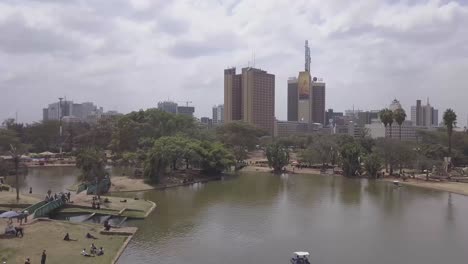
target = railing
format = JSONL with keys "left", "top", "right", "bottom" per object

{"left": 23, "top": 201, "right": 47, "bottom": 214}
{"left": 34, "top": 199, "right": 65, "bottom": 218}
{"left": 86, "top": 178, "right": 111, "bottom": 195}
{"left": 76, "top": 183, "right": 87, "bottom": 194}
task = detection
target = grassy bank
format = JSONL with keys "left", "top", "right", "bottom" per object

{"left": 383, "top": 178, "right": 468, "bottom": 196}
{"left": 0, "top": 220, "right": 128, "bottom": 264}
{"left": 0, "top": 190, "right": 41, "bottom": 208}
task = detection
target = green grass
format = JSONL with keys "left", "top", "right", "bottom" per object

{"left": 0, "top": 220, "right": 128, "bottom": 264}
{"left": 0, "top": 191, "right": 41, "bottom": 206}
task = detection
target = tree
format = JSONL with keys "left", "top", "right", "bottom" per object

{"left": 76, "top": 148, "right": 107, "bottom": 198}
{"left": 379, "top": 108, "right": 394, "bottom": 138}
{"left": 9, "top": 145, "right": 23, "bottom": 200}
{"left": 443, "top": 109, "right": 457, "bottom": 156}
{"left": 364, "top": 153, "right": 383, "bottom": 179}
{"left": 217, "top": 122, "right": 265, "bottom": 164}
{"left": 393, "top": 108, "right": 407, "bottom": 141}
{"left": 340, "top": 142, "right": 362, "bottom": 177}
{"left": 266, "top": 143, "right": 290, "bottom": 172}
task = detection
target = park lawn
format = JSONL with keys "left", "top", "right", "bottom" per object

{"left": 0, "top": 191, "right": 41, "bottom": 207}
{"left": 73, "top": 195, "right": 154, "bottom": 218}
{"left": 0, "top": 220, "right": 127, "bottom": 264}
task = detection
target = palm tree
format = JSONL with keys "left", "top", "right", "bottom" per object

{"left": 443, "top": 109, "right": 457, "bottom": 156}
{"left": 379, "top": 109, "right": 394, "bottom": 138}
{"left": 393, "top": 108, "right": 407, "bottom": 141}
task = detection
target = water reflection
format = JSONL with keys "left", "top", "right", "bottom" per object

{"left": 4, "top": 166, "right": 79, "bottom": 194}
{"left": 117, "top": 172, "right": 468, "bottom": 264}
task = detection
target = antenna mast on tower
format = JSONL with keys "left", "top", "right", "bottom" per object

{"left": 305, "top": 40, "right": 311, "bottom": 72}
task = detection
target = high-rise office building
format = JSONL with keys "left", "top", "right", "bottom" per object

{"left": 157, "top": 101, "right": 178, "bottom": 114}
{"left": 410, "top": 98, "right": 438, "bottom": 127}
{"left": 42, "top": 100, "right": 102, "bottom": 122}
{"left": 287, "top": 77, "right": 298, "bottom": 121}
{"left": 212, "top": 104, "right": 224, "bottom": 125}
{"left": 286, "top": 40, "right": 326, "bottom": 125}
{"left": 311, "top": 80, "right": 326, "bottom": 124}
{"left": 224, "top": 67, "right": 275, "bottom": 134}
{"left": 224, "top": 68, "right": 242, "bottom": 122}
{"left": 177, "top": 106, "right": 195, "bottom": 117}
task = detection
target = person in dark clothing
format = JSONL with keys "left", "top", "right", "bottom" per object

{"left": 15, "top": 226, "right": 24, "bottom": 237}
{"left": 54, "top": 193, "right": 57, "bottom": 200}
{"left": 96, "top": 203, "right": 100, "bottom": 209}
{"left": 67, "top": 192, "right": 71, "bottom": 202}
{"left": 25, "top": 258, "right": 31, "bottom": 264}
{"left": 64, "top": 233, "right": 70, "bottom": 241}
{"left": 86, "top": 232, "right": 97, "bottom": 239}
{"left": 41, "top": 250, "right": 47, "bottom": 264}
{"left": 103, "top": 220, "right": 111, "bottom": 231}
{"left": 92, "top": 201, "right": 96, "bottom": 209}
{"left": 29, "top": 187, "right": 32, "bottom": 194}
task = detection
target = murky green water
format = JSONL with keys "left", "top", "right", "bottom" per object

{"left": 15, "top": 168, "right": 468, "bottom": 264}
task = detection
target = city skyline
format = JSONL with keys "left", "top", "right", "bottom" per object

{"left": 0, "top": 1, "right": 468, "bottom": 126}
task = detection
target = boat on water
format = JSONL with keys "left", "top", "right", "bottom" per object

{"left": 290, "top": 252, "right": 310, "bottom": 264}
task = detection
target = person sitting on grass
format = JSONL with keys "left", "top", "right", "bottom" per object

{"left": 64, "top": 233, "right": 70, "bottom": 241}
{"left": 90, "top": 243, "right": 97, "bottom": 254}
{"left": 24, "top": 257, "right": 31, "bottom": 264}
{"left": 97, "top": 247, "right": 104, "bottom": 256}
{"left": 103, "top": 220, "right": 111, "bottom": 231}
{"left": 81, "top": 248, "right": 93, "bottom": 257}
{"left": 86, "top": 232, "right": 97, "bottom": 239}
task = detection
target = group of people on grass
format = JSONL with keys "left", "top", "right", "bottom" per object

{"left": 62, "top": 232, "right": 105, "bottom": 257}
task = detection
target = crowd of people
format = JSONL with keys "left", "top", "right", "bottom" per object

{"left": 44, "top": 190, "right": 71, "bottom": 203}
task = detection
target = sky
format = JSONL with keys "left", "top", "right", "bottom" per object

{"left": 0, "top": 0, "right": 467, "bottom": 127}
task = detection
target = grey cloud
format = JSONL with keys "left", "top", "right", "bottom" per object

{"left": 167, "top": 32, "right": 245, "bottom": 58}
{"left": 0, "top": 16, "right": 79, "bottom": 55}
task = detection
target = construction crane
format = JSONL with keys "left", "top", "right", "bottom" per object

{"left": 177, "top": 101, "right": 192, "bottom": 107}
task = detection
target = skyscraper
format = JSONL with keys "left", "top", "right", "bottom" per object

{"left": 212, "top": 104, "right": 224, "bottom": 125}
{"left": 157, "top": 101, "right": 178, "bottom": 114}
{"left": 311, "top": 80, "right": 326, "bottom": 124}
{"left": 224, "top": 67, "right": 275, "bottom": 135}
{"left": 286, "top": 40, "right": 327, "bottom": 125}
{"left": 410, "top": 98, "right": 438, "bottom": 127}
{"left": 287, "top": 77, "right": 298, "bottom": 121}
{"left": 224, "top": 68, "right": 242, "bottom": 122}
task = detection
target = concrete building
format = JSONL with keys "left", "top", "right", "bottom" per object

{"left": 389, "top": 99, "right": 402, "bottom": 111}
{"left": 410, "top": 98, "right": 438, "bottom": 127}
{"left": 200, "top": 117, "right": 213, "bottom": 127}
{"left": 224, "top": 68, "right": 242, "bottom": 122}
{"left": 42, "top": 100, "right": 103, "bottom": 123}
{"left": 212, "top": 104, "right": 224, "bottom": 125}
{"left": 274, "top": 121, "right": 309, "bottom": 137}
{"left": 365, "top": 120, "right": 418, "bottom": 141}
{"left": 311, "top": 80, "right": 326, "bottom": 124}
{"left": 357, "top": 110, "right": 379, "bottom": 127}
{"left": 287, "top": 77, "right": 298, "bottom": 121}
{"left": 297, "top": 71, "right": 311, "bottom": 123}
{"left": 224, "top": 67, "right": 275, "bottom": 135}
{"left": 157, "top": 101, "right": 178, "bottom": 114}
{"left": 177, "top": 106, "right": 195, "bottom": 117}
{"left": 326, "top": 109, "right": 343, "bottom": 127}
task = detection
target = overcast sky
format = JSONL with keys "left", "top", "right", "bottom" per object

{"left": 0, "top": 0, "right": 467, "bottom": 126}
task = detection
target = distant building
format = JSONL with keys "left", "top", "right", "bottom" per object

{"left": 365, "top": 120, "right": 418, "bottom": 141}
{"left": 357, "top": 110, "right": 379, "bottom": 127}
{"left": 389, "top": 98, "right": 402, "bottom": 111}
{"left": 311, "top": 80, "right": 326, "bottom": 124}
{"left": 42, "top": 100, "right": 104, "bottom": 123}
{"left": 410, "top": 98, "right": 438, "bottom": 127}
{"left": 224, "top": 67, "right": 275, "bottom": 135}
{"left": 200, "top": 117, "right": 213, "bottom": 127}
{"left": 325, "top": 109, "right": 343, "bottom": 127}
{"left": 287, "top": 77, "right": 298, "bottom": 121}
{"left": 157, "top": 101, "right": 178, "bottom": 114}
{"left": 274, "top": 120, "right": 309, "bottom": 137}
{"left": 177, "top": 106, "right": 195, "bottom": 117}
{"left": 212, "top": 104, "right": 224, "bottom": 125}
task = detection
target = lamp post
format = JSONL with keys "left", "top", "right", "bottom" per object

{"left": 58, "top": 97, "right": 63, "bottom": 156}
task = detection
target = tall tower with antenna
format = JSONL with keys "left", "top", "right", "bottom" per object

{"left": 305, "top": 40, "right": 311, "bottom": 72}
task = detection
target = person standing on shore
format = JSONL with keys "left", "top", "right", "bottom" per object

{"left": 41, "top": 250, "right": 47, "bottom": 264}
